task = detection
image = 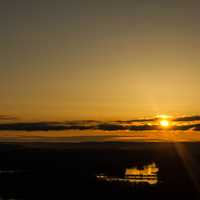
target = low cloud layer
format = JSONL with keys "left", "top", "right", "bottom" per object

{"left": 174, "top": 116, "right": 200, "bottom": 122}
{"left": 0, "top": 115, "right": 200, "bottom": 132}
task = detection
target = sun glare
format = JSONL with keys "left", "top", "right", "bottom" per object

{"left": 157, "top": 114, "right": 171, "bottom": 119}
{"left": 160, "top": 119, "right": 170, "bottom": 128}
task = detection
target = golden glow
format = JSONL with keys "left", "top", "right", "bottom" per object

{"left": 158, "top": 114, "right": 171, "bottom": 128}
{"left": 157, "top": 114, "right": 171, "bottom": 119}
{"left": 96, "top": 163, "right": 159, "bottom": 185}
{"left": 160, "top": 119, "right": 170, "bottom": 127}
{"left": 125, "top": 163, "right": 158, "bottom": 177}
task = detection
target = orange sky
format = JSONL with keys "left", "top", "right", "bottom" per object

{"left": 1, "top": 1, "right": 200, "bottom": 121}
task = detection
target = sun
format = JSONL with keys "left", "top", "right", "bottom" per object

{"left": 160, "top": 119, "right": 170, "bottom": 128}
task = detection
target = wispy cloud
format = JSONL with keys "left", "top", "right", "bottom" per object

{"left": 115, "top": 118, "right": 156, "bottom": 123}
{"left": 0, "top": 115, "right": 18, "bottom": 121}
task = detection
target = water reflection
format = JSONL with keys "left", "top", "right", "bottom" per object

{"left": 96, "top": 162, "right": 159, "bottom": 185}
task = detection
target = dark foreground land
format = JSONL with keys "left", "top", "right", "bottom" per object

{"left": 0, "top": 142, "right": 200, "bottom": 199}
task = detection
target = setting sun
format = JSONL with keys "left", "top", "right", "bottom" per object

{"left": 160, "top": 120, "right": 170, "bottom": 128}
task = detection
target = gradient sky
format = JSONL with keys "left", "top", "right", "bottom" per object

{"left": 1, "top": 0, "right": 200, "bottom": 120}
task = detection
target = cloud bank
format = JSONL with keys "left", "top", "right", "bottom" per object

{"left": 0, "top": 115, "right": 200, "bottom": 132}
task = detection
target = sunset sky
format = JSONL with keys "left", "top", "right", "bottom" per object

{"left": 1, "top": 1, "right": 200, "bottom": 121}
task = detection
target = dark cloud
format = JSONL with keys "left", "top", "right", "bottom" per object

{"left": 97, "top": 123, "right": 126, "bottom": 131}
{"left": 0, "top": 122, "right": 94, "bottom": 131}
{"left": 192, "top": 124, "right": 200, "bottom": 131}
{"left": 128, "top": 125, "right": 158, "bottom": 131}
{"left": 0, "top": 122, "right": 66, "bottom": 131}
{"left": 172, "top": 124, "right": 195, "bottom": 131}
{"left": 174, "top": 116, "right": 200, "bottom": 122}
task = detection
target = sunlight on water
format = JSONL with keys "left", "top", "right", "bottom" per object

{"left": 96, "top": 162, "right": 159, "bottom": 185}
